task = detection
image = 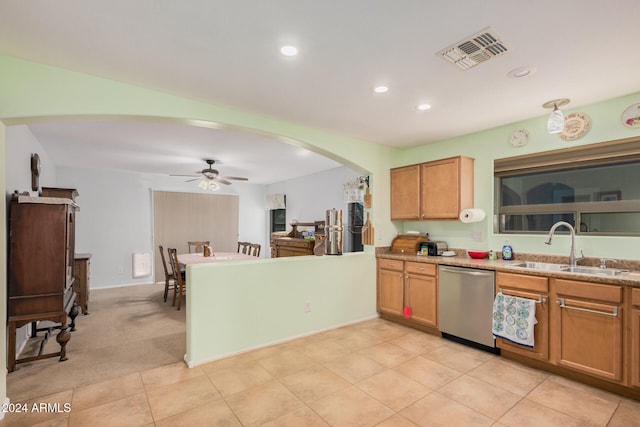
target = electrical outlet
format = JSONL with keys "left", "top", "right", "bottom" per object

{"left": 304, "top": 301, "right": 311, "bottom": 313}
{"left": 469, "top": 231, "right": 483, "bottom": 241}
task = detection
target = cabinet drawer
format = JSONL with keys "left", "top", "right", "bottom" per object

{"left": 496, "top": 272, "right": 548, "bottom": 293}
{"left": 277, "top": 240, "right": 311, "bottom": 248}
{"left": 632, "top": 287, "right": 640, "bottom": 307}
{"left": 377, "top": 259, "right": 403, "bottom": 271}
{"left": 554, "top": 279, "right": 622, "bottom": 304}
{"left": 405, "top": 262, "right": 436, "bottom": 276}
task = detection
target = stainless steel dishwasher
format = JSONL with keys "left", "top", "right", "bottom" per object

{"left": 438, "top": 265, "right": 497, "bottom": 352}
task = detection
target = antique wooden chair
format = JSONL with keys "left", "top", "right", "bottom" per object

{"left": 158, "top": 245, "right": 176, "bottom": 302}
{"left": 188, "top": 241, "right": 210, "bottom": 254}
{"left": 168, "top": 247, "right": 187, "bottom": 310}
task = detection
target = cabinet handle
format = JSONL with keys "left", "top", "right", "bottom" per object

{"left": 556, "top": 298, "right": 619, "bottom": 317}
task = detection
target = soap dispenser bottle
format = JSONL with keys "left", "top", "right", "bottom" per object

{"left": 502, "top": 240, "right": 513, "bottom": 261}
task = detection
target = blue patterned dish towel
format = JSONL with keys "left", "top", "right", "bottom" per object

{"left": 492, "top": 291, "right": 537, "bottom": 348}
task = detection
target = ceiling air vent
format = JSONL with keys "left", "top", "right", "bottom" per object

{"left": 436, "top": 27, "right": 510, "bottom": 70}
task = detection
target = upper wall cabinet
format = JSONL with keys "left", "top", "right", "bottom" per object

{"left": 390, "top": 156, "right": 474, "bottom": 221}
{"left": 390, "top": 164, "right": 421, "bottom": 220}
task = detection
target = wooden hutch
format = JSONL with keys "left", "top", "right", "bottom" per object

{"left": 271, "top": 221, "right": 325, "bottom": 257}
{"left": 7, "top": 192, "right": 81, "bottom": 372}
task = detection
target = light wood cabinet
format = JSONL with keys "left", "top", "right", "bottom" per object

{"left": 377, "top": 259, "right": 438, "bottom": 329}
{"left": 631, "top": 288, "right": 640, "bottom": 388}
{"left": 405, "top": 262, "right": 438, "bottom": 328}
{"left": 420, "top": 156, "right": 474, "bottom": 219}
{"left": 390, "top": 156, "right": 474, "bottom": 220}
{"left": 551, "top": 278, "right": 624, "bottom": 382}
{"left": 390, "top": 165, "right": 421, "bottom": 220}
{"left": 377, "top": 259, "right": 404, "bottom": 316}
{"left": 496, "top": 272, "right": 549, "bottom": 361}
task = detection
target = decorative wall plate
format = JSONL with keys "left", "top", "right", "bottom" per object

{"left": 621, "top": 103, "right": 640, "bottom": 128}
{"left": 559, "top": 113, "right": 590, "bottom": 141}
{"left": 510, "top": 129, "right": 529, "bottom": 147}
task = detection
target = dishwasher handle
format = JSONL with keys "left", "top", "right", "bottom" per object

{"left": 439, "top": 266, "right": 494, "bottom": 278}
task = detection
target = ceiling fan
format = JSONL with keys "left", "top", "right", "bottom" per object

{"left": 171, "top": 159, "right": 248, "bottom": 189}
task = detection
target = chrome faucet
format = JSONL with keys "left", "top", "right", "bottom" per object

{"left": 544, "top": 221, "right": 583, "bottom": 267}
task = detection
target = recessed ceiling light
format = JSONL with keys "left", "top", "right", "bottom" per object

{"left": 373, "top": 86, "right": 389, "bottom": 94}
{"left": 417, "top": 104, "right": 432, "bottom": 111}
{"left": 507, "top": 66, "right": 536, "bottom": 79}
{"left": 280, "top": 45, "right": 298, "bottom": 57}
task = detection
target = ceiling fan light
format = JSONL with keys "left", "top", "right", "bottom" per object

{"left": 198, "top": 180, "right": 209, "bottom": 190}
{"left": 547, "top": 106, "right": 565, "bottom": 134}
{"left": 208, "top": 181, "right": 219, "bottom": 191}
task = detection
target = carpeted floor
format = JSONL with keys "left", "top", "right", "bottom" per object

{"left": 7, "top": 283, "right": 186, "bottom": 402}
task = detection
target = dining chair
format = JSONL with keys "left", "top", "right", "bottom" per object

{"left": 168, "top": 247, "right": 187, "bottom": 310}
{"left": 238, "top": 241, "right": 261, "bottom": 257}
{"left": 188, "top": 241, "right": 210, "bottom": 254}
{"left": 158, "top": 245, "right": 176, "bottom": 302}
{"left": 237, "top": 241, "right": 250, "bottom": 254}
{"left": 248, "top": 243, "right": 261, "bottom": 257}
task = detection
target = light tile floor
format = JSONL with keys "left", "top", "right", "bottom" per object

{"left": 2, "top": 318, "right": 640, "bottom": 426}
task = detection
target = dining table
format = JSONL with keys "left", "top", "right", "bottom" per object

{"left": 178, "top": 251, "right": 257, "bottom": 266}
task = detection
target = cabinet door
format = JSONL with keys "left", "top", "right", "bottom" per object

{"left": 378, "top": 268, "right": 404, "bottom": 316}
{"left": 552, "top": 279, "right": 623, "bottom": 382}
{"left": 420, "top": 156, "right": 473, "bottom": 219}
{"left": 390, "top": 165, "right": 421, "bottom": 220}
{"left": 496, "top": 273, "right": 549, "bottom": 361}
{"left": 631, "top": 288, "right": 640, "bottom": 388}
{"left": 406, "top": 273, "right": 437, "bottom": 328}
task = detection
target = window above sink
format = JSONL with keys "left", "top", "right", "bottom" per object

{"left": 494, "top": 137, "right": 640, "bottom": 236}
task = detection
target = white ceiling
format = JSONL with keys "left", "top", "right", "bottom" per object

{"left": 2, "top": 1, "right": 640, "bottom": 182}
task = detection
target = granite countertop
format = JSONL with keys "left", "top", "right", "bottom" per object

{"left": 377, "top": 249, "right": 640, "bottom": 287}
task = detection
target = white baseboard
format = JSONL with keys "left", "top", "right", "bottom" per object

{"left": 89, "top": 281, "right": 157, "bottom": 290}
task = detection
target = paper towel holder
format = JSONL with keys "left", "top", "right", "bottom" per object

{"left": 459, "top": 208, "right": 486, "bottom": 223}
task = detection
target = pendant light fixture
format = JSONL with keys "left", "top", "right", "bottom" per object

{"left": 543, "top": 98, "right": 570, "bottom": 134}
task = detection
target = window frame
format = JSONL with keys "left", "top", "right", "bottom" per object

{"left": 494, "top": 136, "right": 640, "bottom": 236}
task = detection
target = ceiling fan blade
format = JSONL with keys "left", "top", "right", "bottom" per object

{"left": 220, "top": 176, "right": 248, "bottom": 181}
{"left": 215, "top": 178, "right": 233, "bottom": 185}
{"left": 185, "top": 178, "right": 201, "bottom": 182}
{"left": 170, "top": 174, "right": 200, "bottom": 177}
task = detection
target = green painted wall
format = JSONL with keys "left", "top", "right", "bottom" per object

{"left": 186, "top": 253, "right": 376, "bottom": 365}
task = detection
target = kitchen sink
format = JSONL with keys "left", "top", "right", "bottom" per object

{"left": 509, "top": 261, "right": 569, "bottom": 271}
{"left": 509, "top": 262, "right": 629, "bottom": 276}
{"left": 559, "top": 266, "right": 629, "bottom": 276}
